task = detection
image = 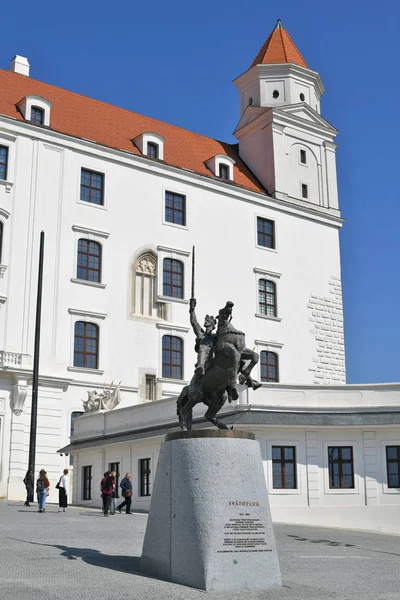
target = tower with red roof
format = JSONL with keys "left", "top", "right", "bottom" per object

{"left": 234, "top": 20, "right": 339, "bottom": 211}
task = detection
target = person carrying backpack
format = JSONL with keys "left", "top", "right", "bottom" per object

{"left": 100, "top": 471, "right": 114, "bottom": 516}
{"left": 36, "top": 469, "right": 50, "bottom": 513}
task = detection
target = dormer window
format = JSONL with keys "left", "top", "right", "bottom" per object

{"left": 133, "top": 132, "right": 165, "bottom": 161}
{"left": 205, "top": 155, "right": 235, "bottom": 182}
{"left": 147, "top": 142, "right": 159, "bottom": 160}
{"left": 219, "top": 164, "right": 230, "bottom": 180}
{"left": 17, "top": 95, "right": 52, "bottom": 127}
{"left": 31, "top": 106, "right": 44, "bottom": 125}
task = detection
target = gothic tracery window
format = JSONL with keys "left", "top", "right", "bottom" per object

{"left": 133, "top": 251, "right": 157, "bottom": 316}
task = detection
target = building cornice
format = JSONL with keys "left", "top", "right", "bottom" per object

{"left": 57, "top": 406, "right": 400, "bottom": 454}
{"left": 68, "top": 308, "right": 107, "bottom": 320}
{"left": 156, "top": 322, "right": 190, "bottom": 334}
{"left": 72, "top": 224, "right": 110, "bottom": 238}
{"left": 0, "top": 114, "right": 343, "bottom": 229}
{"left": 233, "top": 63, "right": 325, "bottom": 98}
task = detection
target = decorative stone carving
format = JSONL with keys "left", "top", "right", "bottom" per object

{"left": 10, "top": 385, "right": 28, "bottom": 416}
{"left": 136, "top": 254, "right": 156, "bottom": 276}
{"left": 82, "top": 382, "right": 121, "bottom": 412}
{"left": 0, "top": 351, "right": 22, "bottom": 368}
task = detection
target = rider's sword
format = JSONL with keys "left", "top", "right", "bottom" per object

{"left": 191, "top": 245, "right": 195, "bottom": 299}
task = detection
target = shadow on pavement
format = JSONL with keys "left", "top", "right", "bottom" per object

{"left": 288, "top": 533, "right": 400, "bottom": 558}
{"left": 7, "top": 537, "right": 142, "bottom": 575}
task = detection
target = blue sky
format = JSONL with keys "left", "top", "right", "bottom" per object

{"left": 1, "top": 0, "right": 398, "bottom": 383}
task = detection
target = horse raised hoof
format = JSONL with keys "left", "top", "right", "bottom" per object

{"left": 251, "top": 379, "right": 262, "bottom": 391}
{"left": 227, "top": 386, "right": 239, "bottom": 401}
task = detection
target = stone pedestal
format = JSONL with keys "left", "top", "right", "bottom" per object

{"left": 140, "top": 430, "right": 282, "bottom": 591}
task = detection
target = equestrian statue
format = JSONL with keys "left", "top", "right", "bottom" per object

{"left": 176, "top": 247, "right": 261, "bottom": 430}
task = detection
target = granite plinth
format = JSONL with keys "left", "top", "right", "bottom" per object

{"left": 140, "top": 430, "right": 282, "bottom": 591}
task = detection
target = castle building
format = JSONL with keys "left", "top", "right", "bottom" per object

{"left": 1, "top": 22, "right": 399, "bottom": 533}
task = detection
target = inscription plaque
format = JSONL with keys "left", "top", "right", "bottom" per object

{"left": 217, "top": 506, "right": 272, "bottom": 554}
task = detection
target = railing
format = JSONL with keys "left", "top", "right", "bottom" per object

{"left": 0, "top": 351, "right": 22, "bottom": 368}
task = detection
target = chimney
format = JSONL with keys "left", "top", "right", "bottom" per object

{"left": 8, "top": 55, "right": 30, "bottom": 77}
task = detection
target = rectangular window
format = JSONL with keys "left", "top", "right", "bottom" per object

{"left": 219, "top": 164, "right": 229, "bottom": 180}
{"left": 272, "top": 446, "right": 296, "bottom": 489}
{"left": 69, "top": 411, "right": 83, "bottom": 465}
{"left": 162, "top": 335, "right": 183, "bottom": 379}
{"left": 77, "top": 239, "right": 102, "bottom": 283}
{"left": 82, "top": 466, "right": 92, "bottom": 500}
{"left": 80, "top": 168, "right": 104, "bottom": 206}
{"left": 165, "top": 191, "right": 186, "bottom": 226}
{"left": 109, "top": 462, "right": 120, "bottom": 498}
{"left": 301, "top": 183, "right": 308, "bottom": 199}
{"left": 73, "top": 321, "right": 99, "bottom": 369}
{"left": 0, "top": 146, "right": 8, "bottom": 181}
{"left": 257, "top": 217, "right": 275, "bottom": 249}
{"left": 328, "top": 446, "right": 354, "bottom": 489}
{"left": 147, "top": 142, "right": 159, "bottom": 159}
{"left": 163, "top": 258, "right": 184, "bottom": 298}
{"left": 258, "top": 279, "right": 276, "bottom": 317}
{"left": 300, "top": 149, "right": 307, "bottom": 164}
{"left": 386, "top": 446, "right": 400, "bottom": 488}
{"left": 31, "top": 106, "right": 44, "bottom": 125}
{"left": 260, "top": 351, "right": 279, "bottom": 382}
{"left": 145, "top": 375, "right": 156, "bottom": 401}
{"left": 139, "top": 458, "right": 151, "bottom": 496}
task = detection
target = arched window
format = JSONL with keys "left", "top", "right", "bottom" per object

{"left": 77, "top": 239, "right": 102, "bottom": 283}
{"left": 73, "top": 322, "right": 99, "bottom": 369}
{"left": 260, "top": 351, "right": 279, "bottom": 383}
{"left": 162, "top": 335, "right": 183, "bottom": 379}
{"left": 31, "top": 106, "right": 44, "bottom": 125}
{"left": 163, "top": 258, "right": 184, "bottom": 298}
{"left": 133, "top": 251, "right": 157, "bottom": 316}
{"left": 0, "top": 221, "right": 3, "bottom": 264}
{"left": 258, "top": 279, "right": 276, "bottom": 317}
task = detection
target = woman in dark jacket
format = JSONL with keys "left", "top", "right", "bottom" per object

{"left": 23, "top": 469, "right": 34, "bottom": 506}
{"left": 117, "top": 473, "right": 133, "bottom": 514}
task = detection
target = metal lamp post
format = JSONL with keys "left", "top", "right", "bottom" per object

{"left": 27, "top": 231, "right": 45, "bottom": 500}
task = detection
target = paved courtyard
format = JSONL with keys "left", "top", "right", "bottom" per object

{"left": 0, "top": 502, "right": 399, "bottom": 600}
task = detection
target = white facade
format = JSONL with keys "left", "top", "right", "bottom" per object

{"left": 0, "top": 24, "right": 347, "bottom": 501}
{"left": 63, "top": 385, "right": 400, "bottom": 536}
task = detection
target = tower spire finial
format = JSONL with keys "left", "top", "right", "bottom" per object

{"left": 249, "top": 20, "right": 308, "bottom": 69}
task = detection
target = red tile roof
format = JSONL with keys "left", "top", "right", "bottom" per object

{"left": 250, "top": 20, "right": 308, "bottom": 69}
{"left": 0, "top": 68, "right": 265, "bottom": 194}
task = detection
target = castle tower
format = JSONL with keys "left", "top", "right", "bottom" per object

{"left": 233, "top": 20, "right": 339, "bottom": 212}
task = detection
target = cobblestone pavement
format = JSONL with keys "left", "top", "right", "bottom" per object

{"left": 1, "top": 502, "right": 400, "bottom": 600}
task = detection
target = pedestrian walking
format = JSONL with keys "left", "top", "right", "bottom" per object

{"left": 100, "top": 471, "right": 114, "bottom": 517}
{"left": 117, "top": 473, "right": 133, "bottom": 514}
{"left": 110, "top": 471, "right": 117, "bottom": 515}
{"left": 36, "top": 469, "right": 50, "bottom": 513}
{"left": 56, "top": 468, "right": 69, "bottom": 512}
{"left": 23, "top": 469, "right": 34, "bottom": 506}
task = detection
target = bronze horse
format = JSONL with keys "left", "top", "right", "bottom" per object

{"left": 177, "top": 301, "right": 260, "bottom": 430}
